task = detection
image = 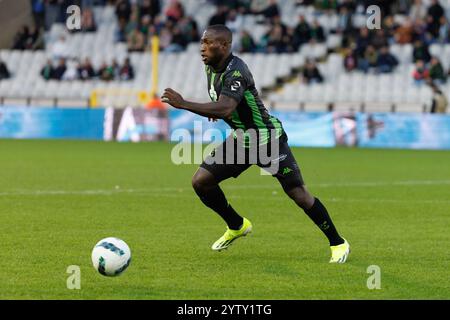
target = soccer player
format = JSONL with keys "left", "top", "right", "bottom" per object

{"left": 162, "top": 25, "right": 350, "bottom": 263}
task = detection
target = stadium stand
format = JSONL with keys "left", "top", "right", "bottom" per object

{"left": 0, "top": 0, "right": 449, "bottom": 112}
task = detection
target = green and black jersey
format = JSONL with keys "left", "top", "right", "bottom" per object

{"left": 206, "top": 54, "right": 285, "bottom": 147}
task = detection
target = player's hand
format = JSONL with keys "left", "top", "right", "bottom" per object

{"left": 161, "top": 88, "right": 184, "bottom": 109}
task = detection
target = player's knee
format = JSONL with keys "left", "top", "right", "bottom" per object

{"left": 192, "top": 169, "right": 216, "bottom": 194}
{"left": 285, "top": 185, "right": 314, "bottom": 209}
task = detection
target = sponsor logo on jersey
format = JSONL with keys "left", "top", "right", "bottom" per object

{"left": 231, "top": 80, "right": 241, "bottom": 91}
{"left": 271, "top": 154, "right": 288, "bottom": 164}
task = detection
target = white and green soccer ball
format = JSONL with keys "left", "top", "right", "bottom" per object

{"left": 91, "top": 237, "right": 131, "bottom": 276}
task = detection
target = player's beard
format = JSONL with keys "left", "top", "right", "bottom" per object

{"left": 205, "top": 48, "right": 224, "bottom": 68}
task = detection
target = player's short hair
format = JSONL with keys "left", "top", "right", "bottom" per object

{"left": 206, "top": 25, "right": 232, "bottom": 45}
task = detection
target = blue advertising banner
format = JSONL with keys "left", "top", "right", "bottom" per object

{"left": 1, "top": 106, "right": 450, "bottom": 150}
{"left": 271, "top": 111, "right": 336, "bottom": 147}
{"left": 357, "top": 113, "right": 450, "bottom": 149}
{"left": 0, "top": 107, "right": 104, "bottom": 140}
{"left": 169, "top": 110, "right": 336, "bottom": 147}
{"left": 169, "top": 109, "right": 229, "bottom": 143}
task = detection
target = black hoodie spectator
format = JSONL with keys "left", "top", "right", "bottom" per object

{"left": 53, "top": 59, "right": 67, "bottom": 80}
{"left": 12, "top": 26, "right": 30, "bottom": 50}
{"left": 116, "top": 0, "right": 132, "bottom": 23}
{"left": 120, "top": 58, "right": 135, "bottom": 80}
{"left": 78, "top": 58, "right": 96, "bottom": 80}
{"left": 259, "top": 0, "right": 280, "bottom": 19}
{"left": 208, "top": 6, "right": 228, "bottom": 26}
{"left": 0, "top": 60, "right": 10, "bottom": 79}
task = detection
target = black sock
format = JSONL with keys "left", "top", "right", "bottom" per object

{"left": 304, "top": 198, "right": 344, "bottom": 246}
{"left": 195, "top": 185, "right": 243, "bottom": 230}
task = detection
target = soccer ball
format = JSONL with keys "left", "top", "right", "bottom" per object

{"left": 91, "top": 237, "right": 131, "bottom": 276}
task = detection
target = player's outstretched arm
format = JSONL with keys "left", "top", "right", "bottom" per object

{"left": 161, "top": 88, "right": 237, "bottom": 119}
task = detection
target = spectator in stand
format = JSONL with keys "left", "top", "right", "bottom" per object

{"left": 266, "top": 24, "right": 286, "bottom": 53}
{"left": 429, "top": 81, "right": 448, "bottom": 113}
{"left": 158, "top": 26, "right": 173, "bottom": 51}
{"left": 294, "top": 15, "right": 311, "bottom": 48}
{"left": 301, "top": 59, "right": 324, "bottom": 84}
{"left": 53, "top": 58, "right": 67, "bottom": 80}
{"left": 139, "top": 15, "right": 152, "bottom": 37}
{"left": 383, "top": 15, "right": 397, "bottom": 43}
{"left": 12, "top": 25, "right": 30, "bottom": 50}
{"left": 0, "top": 60, "right": 10, "bottom": 80}
{"left": 427, "top": 0, "right": 445, "bottom": 26}
{"left": 62, "top": 60, "right": 78, "bottom": 81}
{"left": 376, "top": 46, "right": 398, "bottom": 73}
{"left": 426, "top": 14, "right": 441, "bottom": 39}
{"left": 409, "top": 0, "right": 427, "bottom": 21}
{"left": 336, "top": 5, "right": 353, "bottom": 36}
{"left": 343, "top": 48, "right": 357, "bottom": 72}
{"left": 51, "top": 35, "right": 70, "bottom": 60}
{"left": 411, "top": 18, "right": 427, "bottom": 42}
{"left": 139, "top": 0, "right": 161, "bottom": 21}
{"left": 12, "top": 25, "right": 44, "bottom": 50}
{"left": 26, "top": 26, "right": 45, "bottom": 50}
{"left": 77, "top": 58, "right": 96, "bottom": 80}
{"left": 412, "top": 39, "right": 431, "bottom": 63}
{"left": 338, "top": 0, "right": 356, "bottom": 12}
{"left": 125, "top": 9, "right": 139, "bottom": 35}
{"left": 120, "top": 57, "right": 135, "bottom": 80}
{"left": 116, "top": 0, "right": 132, "bottom": 23}
{"left": 429, "top": 57, "right": 447, "bottom": 83}
{"left": 116, "top": 17, "right": 128, "bottom": 42}
{"left": 239, "top": 30, "right": 256, "bottom": 53}
{"left": 270, "top": 15, "right": 288, "bottom": 35}
{"left": 81, "top": 7, "right": 97, "bottom": 32}
{"left": 256, "top": 0, "right": 280, "bottom": 21}
{"left": 31, "top": 0, "right": 45, "bottom": 30}
{"left": 313, "top": 0, "right": 337, "bottom": 10}
{"left": 41, "top": 60, "right": 54, "bottom": 80}
{"left": 438, "top": 16, "right": 450, "bottom": 43}
{"left": 165, "top": 0, "right": 185, "bottom": 23}
{"left": 355, "top": 27, "right": 371, "bottom": 58}
{"left": 358, "top": 45, "right": 378, "bottom": 73}
{"left": 98, "top": 62, "right": 115, "bottom": 81}
{"left": 284, "top": 27, "right": 297, "bottom": 52}
{"left": 309, "top": 19, "right": 325, "bottom": 43}
{"left": 179, "top": 16, "right": 200, "bottom": 43}
{"left": 412, "top": 59, "right": 429, "bottom": 85}
{"left": 44, "top": 0, "right": 63, "bottom": 31}
{"left": 111, "top": 59, "right": 121, "bottom": 79}
{"left": 164, "top": 26, "right": 187, "bottom": 52}
{"left": 208, "top": 5, "right": 229, "bottom": 26}
{"left": 372, "top": 29, "right": 388, "bottom": 49}
{"left": 127, "top": 27, "right": 145, "bottom": 52}
{"left": 225, "top": 9, "right": 244, "bottom": 34}
{"left": 395, "top": 17, "right": 414, "bottom": 44}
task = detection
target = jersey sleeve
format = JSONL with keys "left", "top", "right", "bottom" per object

{"left": 220, "top": 68, "right": 247, "bottom": 103}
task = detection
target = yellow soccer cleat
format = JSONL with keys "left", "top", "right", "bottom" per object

{"left": 329, "top": 238, "right": 350, "bottom": 263}
{"left": 212, "top": 217, "right": 252, "bottom": 251}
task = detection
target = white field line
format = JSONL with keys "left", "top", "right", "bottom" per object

{"left": 224, "top": 180, "right": 450, "bottom": 189}
{"left": 0, "top": 180, "right": 449, "bottom": 204}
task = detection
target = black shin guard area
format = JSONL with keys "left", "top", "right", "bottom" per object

{"left": 196, "top": 186, "right": 243, "bottom": 230}
{"left": 304, "top": 198, "right": 344, "bottom": 246}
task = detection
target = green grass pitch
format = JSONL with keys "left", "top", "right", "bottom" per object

{"left": 0, "top": 139, "right": 449, "bottom": 299}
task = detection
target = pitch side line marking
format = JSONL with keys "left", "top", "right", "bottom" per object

{"left": 0, "top": 180, "right": 449, "bottom": 197}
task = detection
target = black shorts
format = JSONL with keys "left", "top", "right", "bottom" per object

{"left": 200, "top": 133, "right": 304, "bottom": 191}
